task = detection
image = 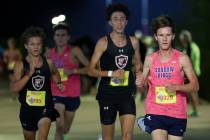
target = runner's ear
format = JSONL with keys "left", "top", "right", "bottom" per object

{"left": 24, "top": 44, "right": 27, "bottom": 50}
{"left": 154, "top": 34, "right": 158, "bottom": 41}
{"left": 172, "top": 34, "right": 175, "bottom": 40}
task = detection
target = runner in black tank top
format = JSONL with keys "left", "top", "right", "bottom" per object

{"left": 11, "top": 27, "right": 64, "bottom": 140}
{"left": 19, "top": 57, "right": 52, "bottom": 108}
{"left": 97, "top": 34, "right": 135, "bottom": 101}
{"left": 88, "top": 4, "right": 143, "bottom": 140}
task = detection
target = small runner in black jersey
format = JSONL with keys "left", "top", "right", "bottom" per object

{"left": 10, "top": 26, "right": 64, "bottom": 140}
{"left": 88, "top": 3, "right": 143, "bottom": 140}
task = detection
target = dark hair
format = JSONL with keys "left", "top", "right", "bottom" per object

{"left": 151, "top": 15, "right": 175, "bottom": 34}
{"left": 21, "top": 26, "right": 45, "bottom": 44}
{"left": 53, "top": 22, "right": 70, "bottom": 34}
{"left": 106, "top": 3, "right": 130, "bottom": 21}
{"left": 7, "top": 37, "right": 17, "bottom": 43}
{"left": 7, "top": 37, "right": 17, "bottom": 47}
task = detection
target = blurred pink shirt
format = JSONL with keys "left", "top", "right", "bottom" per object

{"left": 48, "top": 45, "right": 80, "bottom": 97}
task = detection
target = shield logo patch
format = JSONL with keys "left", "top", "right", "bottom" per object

{"left": 115, "top": 54, "right": 128, "bottom": 69}
{"left": 32, "top": 75, "right": 45, "bottom": 90}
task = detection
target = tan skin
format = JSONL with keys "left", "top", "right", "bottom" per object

{"left": 136, "top": 27, "right": 199, "bottom": 140}
{"left": 11, "top": 36, "right": 64, "bottom": 140}
{"left": 48, "top": 29, "right": 89, "bottom": 140}
{"left": 88, "top": 11, "right": 142, "bottom": 140}
{"left": 4, "top": 38, "right": 22, "bottom": 99}
{"left": 3, "top": 38, "right": 22, "bottom": 66}
{"left": 4, "top": 38, "right": 22, "bottom": 77}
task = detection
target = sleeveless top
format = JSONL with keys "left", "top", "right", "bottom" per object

{"left": 146, "top": 49, "right": 187, "bottom": 119}
{"left": 19, "top": 56, "right": 53, "bottom": 109}
{"left": 97, "top": 34, "right": 135, "bottom": 101}
{"left": 48, "top": 45, "right": 80, "bottom": 97}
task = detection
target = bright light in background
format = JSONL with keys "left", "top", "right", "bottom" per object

{"left": 51, "top": 14, "right": 66, "bottom": 25}
{"left": 52, "top": 17, "right": 59, "bottom": 25}
{"left": 135, "top": 30, "right": 143, "bottom": 39}
{"left": 58, "top": 15, "right": 65, "bottom": 21}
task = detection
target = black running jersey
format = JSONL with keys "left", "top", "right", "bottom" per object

{"left": 18, "top": 56, "right": 53, "bottom": 108}
{"left": 97, "top": 34, "right": 135, "bottom": 101}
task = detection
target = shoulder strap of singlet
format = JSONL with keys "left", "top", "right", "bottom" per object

{"left": 106, "top": 34, "right": 112, "bottom": 46}
{"left": 42, "top": 56, "right": 47, "bottom": 66}
{"left": 126, "top": 36, "right": 133, "bottom": 47}
{"left": 41, "top": 56, "right": 51, "bottom": 73}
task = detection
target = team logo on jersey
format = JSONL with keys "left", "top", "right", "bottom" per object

{"left": 115, "top": 54, "right": 128, "bottom": 69}
{"left": 32, "top": 75, "right": 45, "bottom": 90}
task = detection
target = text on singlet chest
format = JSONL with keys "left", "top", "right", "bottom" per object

{"left": 155, "top": 66, "right": 175, "bottom": 78}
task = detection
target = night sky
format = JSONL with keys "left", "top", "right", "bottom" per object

{"left": 0, "top": 0, "right": 187, "bottom": 44}
{"left": 0, "top": 0, "right": 90, "bottom": 38}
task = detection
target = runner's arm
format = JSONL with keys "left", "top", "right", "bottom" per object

{"left": 47, "top": 59, "right": 64, "bottom": 91}
{"left": 3, "top": 51, "right": 8, "bottom": 63}
{"left": 193, "top": 44, "right": 201, "bottom": 76}
{"left": 10, "top": 61, "right": 30, "bottom": 93}
{"left": 72, "top": 47, "right": 90, "bottom": 75}
{"left": 136, "top": 55, "right": 151, "bottom": 89}
{"left": 130, "top": 37, "right": 143, "bottom": 74}
{"left": 174, "top": 53, "right": 199, "bottom": 93}
{"left": 88, "top": 37, "right": 109, "bottom": 77}
{"left": 16, "top": 49, "right": 22, "bottom": 61}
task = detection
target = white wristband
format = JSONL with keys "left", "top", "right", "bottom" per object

{"left": 108, "top": 70, "right": 113, "bottom": 77}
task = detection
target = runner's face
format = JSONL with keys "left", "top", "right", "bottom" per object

{"left": 109, "top": 12, "right": 127, "bottom": 34}
{"left": 179, "top": 36, "right": 188, "bottom": 48}
{"left": 8, "top": 38, "right": 16, "bottom": 49}
{"left": 54, "top": 29, "right": 70, "bottom": 47}
{"left": 25, "top": 37, "right": 42, "bottom": 57}
{"left": 154, "top": 27, "right": 175, "bottom": 50}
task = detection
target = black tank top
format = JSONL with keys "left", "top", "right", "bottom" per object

{"left": 18, "top": 56, "right": 53, "bottom": 108}
{"left": 97, "top": 34, "right": 135, "bottom": 101}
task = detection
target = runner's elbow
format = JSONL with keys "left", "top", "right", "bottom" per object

{"left": 192, "top": 82, "right": 199, "bottom": 93}
{"left": 195, "top": 83, "right": 199, "bottom": 92}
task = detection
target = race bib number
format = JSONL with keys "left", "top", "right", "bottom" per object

{"left": 58, "top": 68, "right": 68, "bottom": 81}
{"left": 7, "top": 61, "right": 15, "bottom": 70}
{"left": 26, "top": 90, "right": 46, "bottom": 106}
{"left": 155, "top": 86, "right": 176, "bottom": 104}
{"left": 110, "top": 71, "right": 129, "bottom": 86}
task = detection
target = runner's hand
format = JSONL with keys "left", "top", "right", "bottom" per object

{"left": 136, "top": 73, "right": 145, "bottom": 88}
{"left": 165, "top": 83, "right": 177, "bottom": 93}
{"left": 64, "top": 68, "right": 77, "bottom": 76}
{"left": 112, "top": 69, "right": 124, "bottom": 79}
{"left": 57, "top": 83, "right": 65, "bottom": 92}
